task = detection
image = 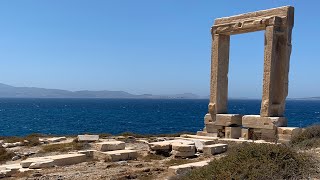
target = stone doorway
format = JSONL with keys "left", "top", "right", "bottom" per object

{"left": 198, "top": 6, "right": 296, "bottom": 141}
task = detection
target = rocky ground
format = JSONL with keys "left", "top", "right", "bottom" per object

{"left": 0, "top": 136, "right": 221, "bottom": 180}
{"left": 2, "top": 133, "right": 318, "bottom": 180}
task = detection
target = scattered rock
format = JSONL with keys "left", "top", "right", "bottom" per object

{"left": 2, "top": 142, "right": 24, "bottom": 148}
{"left": 32, "top": 172, "right": 43, "bottom": 177}
{"left": 40, "top": 137, "right": 67, "bottom": 144}
{"left": 12, "top": 155, "right": 21, "bottom": 161}
{"left": 115, "top": 161, "right": 127, "bottom": 166}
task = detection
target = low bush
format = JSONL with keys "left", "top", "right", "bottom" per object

{"left": 291, "top": 125, "right": 320, "bottom": 149}
{"left": 1, "top": 134, "right": 41, "bottom": 147}
{"left": 180, "top": 143, "right": 315, "bottom": 180}
{"left": 0, "top": 147, "right": 15, "bottom": 163}
{"left": 41, "top": 141, "right": 85, "bottom": 153}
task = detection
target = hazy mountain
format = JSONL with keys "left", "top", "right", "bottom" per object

{"left": 288, "top": 97, "right": 320, "bottom": 100}
{"left": 0, "top": 83, "right": 203, "bottom": 99}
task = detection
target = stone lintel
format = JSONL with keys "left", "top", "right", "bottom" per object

{"left": 242, "top": 115, "right": 287, "bottom": 129}
{"left": 212, "top": 16, "right": 285, "bottom": 35}
{"left": 215, "top": 114, "right": 242, "bottom": 126}
{"left": 214, "top": 6, "right": 294, "bottom": 27}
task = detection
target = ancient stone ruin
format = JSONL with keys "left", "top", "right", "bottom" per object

{"left": 198, "top": 6, "right": 300, "bottom": 142}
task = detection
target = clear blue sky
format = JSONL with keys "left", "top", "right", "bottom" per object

{"left": 0, "top": 1, "right": 318, "bottom": 98}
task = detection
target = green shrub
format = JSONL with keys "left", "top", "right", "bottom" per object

{"left": 291, "top": 125, "right": 320, "bottom": 149}
{"left": 180, "top": 143, "right": 315, "bottom": 180}
{"left": 0, "top": 147, "right": 15, "bottom": 163}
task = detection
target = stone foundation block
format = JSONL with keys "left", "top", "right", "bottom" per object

{"left": 172, "top": 150, "right": 195, "bottom": 158}
{"left": 77, "top": 135, "right": 99, "bottom": 142}
{"left": 203, "top": 144, "right": 228, "bottom": 155}
{"left": 205, "top": 124, "right": 224, "bottom": 133}
{"left": 204, "top": 113, "right": 214, "bottom": 124}
{"left": 215, "top": 114, "right": 242, "bottom": 126}
{"left": 172, "top": 142, "right": 195, "bottom": 152}
{"left": 95, "top": 141, "right": 125, "bottom": 152}
{"left": 148, "top": 141, "right": 171, "bottom": 151}
{"left": 21, "top": 154, "right": 86, "bottom": 168}
{"left": 241, "top": 128, "right": 251, "bottom": 140}
{"left": 21, "top": 157, "right": 51, "bottom": 168}
{"left": 177, "top": 138, "right": 215, "bottom": 151}
{"left": 29, "top": 159, "right": 55, "bottom": 169}
{"left": 277, "top": 127, "right": 301, "bottom": 136}
{"left": 261, "top": 129, "right": 277, "bottom": 142}
{"left": 225, "top": 127, "right": 241, "bottom": 139}
{"left": 100, "top": 150, "right": 138, "bottom": 162}
{"left": 242, "top": 115, "right": 287, "bottom": 129}
{"left": 168, "top": 160, "right": 210, "bottom": 176}
{"left": 50, "top": 154, "right": 87, "bottom": 166}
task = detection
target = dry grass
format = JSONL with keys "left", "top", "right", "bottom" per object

{"left": 164, "top": 158, "right": 196, "bottom": 167}
{"left": 179, "top": 143, "right": 316, "bottom": 180}
{"left": 1, "top": 134, "right": 41, "bottom": 147}
{"left": 291, "top": 125, "right": 320, "bottom": 149}
{"left": 41, "top": 141, "right": 86, "bottom": 153}
{"left": 141, "top": 153, "right": 165, "bottom": 162}
{"left": 0, "top": 147, "right": 15, "bottom": 163}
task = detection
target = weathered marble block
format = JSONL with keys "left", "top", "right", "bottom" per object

{"left": 225, "top": 127, "right": 241, "bottom": 139}
{"left": 241, "top": 128, "right": 251, "bottom": 140}
{"left": 205, "top": 124, "right": 224, "bottom": 133}
{"left": 172, "top": 142, "right": 195, "bottom": 152}
{"left": 215, "top": 114, "right": 242, "bottom": 126}
{"left": 203, "top": 144, "right": 228, "bottom": 155}
{"left": 168, "top": 160, "right": 210, "bottom": 176}
{"left": 242, "top": 115, "right": 287, "bottom": 129}
{"left": 204, "top": 113, "right": 214, "bottom": 124}
{"left": 172, "top": 150, "right": 196, "bottom": 158}
{"left": 277, "top": 127, "right": 301, "bottom": 136}
{"left": 95, "top": 141, "right": 125, "bottom": 152}
{"left": 77, "top": 135, "right": 99, "bottom": 142}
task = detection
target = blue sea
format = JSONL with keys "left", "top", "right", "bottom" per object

{"left": 0, "top": 98, "right": 319, "bottom": 137}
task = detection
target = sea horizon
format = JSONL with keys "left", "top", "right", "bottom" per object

{"left": 0, "top": 98, "right": 319, "bottom": 137}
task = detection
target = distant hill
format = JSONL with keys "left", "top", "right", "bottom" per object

{"left": 288, "top": 97, "right": 320, "bottom": 100}
{"left": 0, "top": 83, "right": 204, "bottom": 99}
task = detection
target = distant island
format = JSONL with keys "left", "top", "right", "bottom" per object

{"left": 0, "top": 83, "right": 206, "bottom": 99}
